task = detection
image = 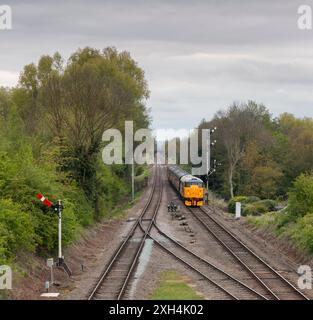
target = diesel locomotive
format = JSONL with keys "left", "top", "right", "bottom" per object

{"left": 167, "top": 165, "right": 204, "bottom": 206}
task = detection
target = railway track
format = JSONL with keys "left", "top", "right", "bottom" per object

{"left": 141, "top": 168, "right": 271, "bottom": 300}
{"left": 149, "top": 222, "right": 267, "bottom": 300}
{"left": 187, "top": 205, "right": 309, "bottom": 300}
{"left": 89, "top": 166, "right": 267, "bottom": 300}
{"left": 147, "top": 173, "right": 274, "bottom": 300}
{"left": 88, "top": 166, "right": 162, "bottom": 300}
{"left": 88, "top": 165, "right": 308, "bottom": 300}
{"left": 142, "top": 169, "right": 276, "bottom": 300}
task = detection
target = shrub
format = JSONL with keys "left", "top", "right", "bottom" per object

{"left": 228, "top": 196, "right": 248, "bottom": 213}
{"left": 0, "top": 140, "right": 90, "bottom": 255}
{"left": 245, "top": 196, "right": 261, "bottom": 203}
{"left": 246, "top": 173, "right": 313, "bottom": 255}
{"left": 0, "top": 222, "right": 9, "bottom": 264}
{"left": 288, "top": 173, "right": 313, "bottom": 218}
{"left": 242, "top": 202, "right": 268, "bottom": 216}
{"left": 241, "top": 204, "right": 254, "bottom": 216}
{"left": 291, "top": 213, "right": 313, "bottom": 254}
{"left": 0, "top": 199, "right": 36, "bottom": 261}
{"left": 257, "top": 199, "right": 277, "bottom": 211}
{"left": 229, "top": 195, "right": 277, "bottom": 216}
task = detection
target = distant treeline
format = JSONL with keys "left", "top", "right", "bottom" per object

{"left": 0, "top": 47, "right": 150, "bottom": 263}
{"left": 197, "top": 102, "right": 313, "bottom": 254}
{"left": 196, "top": 101, "right": 313, "bottom": 200}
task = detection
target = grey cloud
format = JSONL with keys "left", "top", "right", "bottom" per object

{"left": 1, "top": 0, "right": 313, "bottom": 131}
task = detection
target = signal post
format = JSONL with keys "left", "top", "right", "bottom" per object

{"left": 37, "top": 194, "right": 72, "bottom": 276}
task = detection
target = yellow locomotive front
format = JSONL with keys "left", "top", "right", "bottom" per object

{"left": 181, "top": 175, "right": 204, "bottom": 206}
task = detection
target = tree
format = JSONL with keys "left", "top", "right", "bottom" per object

{"left": 0, "top": 88, "right": 12, "bottom": 120}
{"left": 278, "top": 114, "right": 313, "bottom": 184}
{"left": 0, "top": 46, "right": 151, "bottom": 259}
{"left": 17, "top": 47, "right": 151, "bottom": 218}
{"left": 240, "top": 141, "right": 283, "bottom": 198}
{"left": 215, "top": 101, "right": 270, "bottom": 198}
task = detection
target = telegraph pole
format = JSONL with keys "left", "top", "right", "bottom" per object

{"left": 206, "top": 131, "right": 210, "bottom": 204}
{"left": 131, "top": 159, "right": 135, "bottom": 201}
{"left": 207, "top": 127, "right": 217, "bottom": 204}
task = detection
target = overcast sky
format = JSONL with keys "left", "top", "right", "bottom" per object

{"left": 1, "top": 0, "right": 313, "bottom": 138}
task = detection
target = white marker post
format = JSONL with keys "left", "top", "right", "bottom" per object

{"left": 45, "top": 281, "right": 50, "bottom": 293}
{"left": 235, "top": 202, "right": 241, "bottom": 219}
{"left": 47, "top": 258, "right": 54, "bottom": 285}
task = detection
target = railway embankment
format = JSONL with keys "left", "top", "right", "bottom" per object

{"left": 242, "top": 173, "right": 313, "bottom": 261}
{"left": 5, "top": 171, "right": 152, "bottom": 300}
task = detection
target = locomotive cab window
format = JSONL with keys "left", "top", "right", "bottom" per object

{"left": 184, "top": 182, "right": 203, "bottom": 187}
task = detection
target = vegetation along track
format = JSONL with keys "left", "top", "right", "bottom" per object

{"left": 188, "top": 206, "right": 309, "bottom": 300}
{"left": 88, "top": 165, "right": 162, "bottom": 300}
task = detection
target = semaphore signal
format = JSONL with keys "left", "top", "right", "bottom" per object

{"left": 37, "top": 193, "right": 54, "bottom": 208}
{"left": 36, "top": 193, "right": 72, "bottom": 276}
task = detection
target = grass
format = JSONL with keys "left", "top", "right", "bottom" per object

{"left": 0, "top": 290, "right": 9, "bottom": 300}
{"left": 208, "top": 191, "right": 227, "bottom": 210}
{"left": 247, "top": 211, "right": 277, "bottom": 228}
{"left": 103, "top": 189, "right": 145, "bottom": 220}
{"left": 150, "top": 270, "right": 204, "bottom": 300}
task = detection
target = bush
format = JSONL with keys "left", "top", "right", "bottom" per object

{"left": 228, "top": 196, "right": 248, "bottom": 213}
{"left": 0, "top": 199, "right": 36, "bottom": 262}
{"left": 245, "top": 196, "right": 261, "bottom": 203}
{"left": 258, "top": 199, "right": 277, "bottom": 211}
{"left": 291, "top": 213, "right": 313, "bottom": 254}
{"left": 279, "top": 173, "right": 313, "bottom": 254}
{"left": 248, "top": 173, "right": 313, "bottom": 255}
{"left": 0, "top": 145, "right": 130, "bottom": 257}
{"left": 242, "top": 202, "right": 268, "bottom": 216}
{"left": 94, "top": 162, "right": 129, "bottom": 219}
{"left": 0, "top": 222, "right": 9, "bottom": 264}
{"left": 228, "top": 194, "right": 277, "bottom": 215}
{"left": 288, "top": 173, "right": 313, "bottom": 218}
{"left": 0, "top": 138, "right": 91, "bottom": 256}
